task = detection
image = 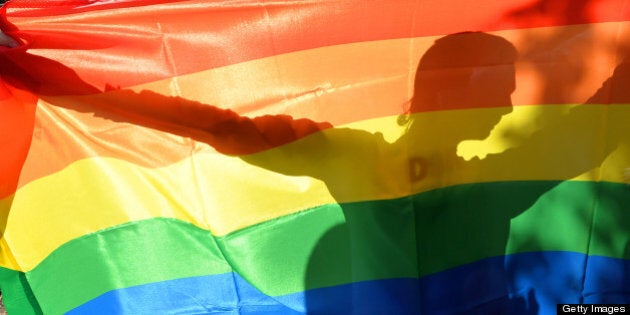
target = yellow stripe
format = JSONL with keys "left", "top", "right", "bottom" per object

{"left": 3, "top": 103, "right": 630, "bottom": 271}
{"left": 4, "top": 154, "right": 333, "bottom": 272}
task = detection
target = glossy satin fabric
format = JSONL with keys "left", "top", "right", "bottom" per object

{"left": 1, "top": 0, "right": 630, "bottom": 314}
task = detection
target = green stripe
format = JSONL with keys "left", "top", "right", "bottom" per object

{"left": 26, "top": 180, "right": 630, "bottom": 311}
{"left": 27, "top": 219, "right": 231, "bottom": 315}
{"left": 218, "top": 197, "right": 419, "bottom": 295}
{"left": 219, "top": 180, "right": 628, "bottom": 295}
{"left": 589, "top": 183, "right": 630, "bottom": 258}
{"left": 416, "top": 180, "right": 595, "bottom": 274}
{"left": 0, "top": 267, "right": 41, "bottom": 315}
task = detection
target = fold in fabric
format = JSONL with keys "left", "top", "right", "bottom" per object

{"left": 1, "top": 0, "right": 630, "bottom": 314}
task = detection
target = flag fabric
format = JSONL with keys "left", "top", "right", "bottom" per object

{"left": 1, "top": 0, "right": 629, "bottom": 314}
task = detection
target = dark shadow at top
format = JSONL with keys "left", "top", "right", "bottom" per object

{"left": 507, "top": 0, "right": 594, "bottom": 26}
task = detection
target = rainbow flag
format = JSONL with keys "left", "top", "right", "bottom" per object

{"left": 1, "top": 0, "right": 629, "bottom": 314}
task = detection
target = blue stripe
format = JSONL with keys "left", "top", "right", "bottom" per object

{"left": 66, "top": 273, "right": 303, "bottom": 315}
{"left": 69, "top": 252, "right": 630, "bottom": 314}
{"left": 583, "top": 255, "right": 630, "bottom": 304}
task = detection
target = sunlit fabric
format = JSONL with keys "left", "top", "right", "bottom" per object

{"left": 1, "top": 0, "right": 629, "bottom": 314}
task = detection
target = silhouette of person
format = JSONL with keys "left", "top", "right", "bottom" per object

{"left": 0, "top": 30, "right": 521, "bottom": 313}
{"left": 300, "top": 32, "right": 521, "bottom": 314}
{"left": 2, "top": 26, "right": 629, "bottom": 314}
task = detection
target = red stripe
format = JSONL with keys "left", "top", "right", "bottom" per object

{"left": 1, "top": 0, "right": 628, "bottom": 95}
{"left": 0, "top": 86, "right": 37, "bottom": 198}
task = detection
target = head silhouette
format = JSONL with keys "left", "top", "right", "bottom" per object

{"left": 409, "top": 32, "right": 517, "bottom": 139}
